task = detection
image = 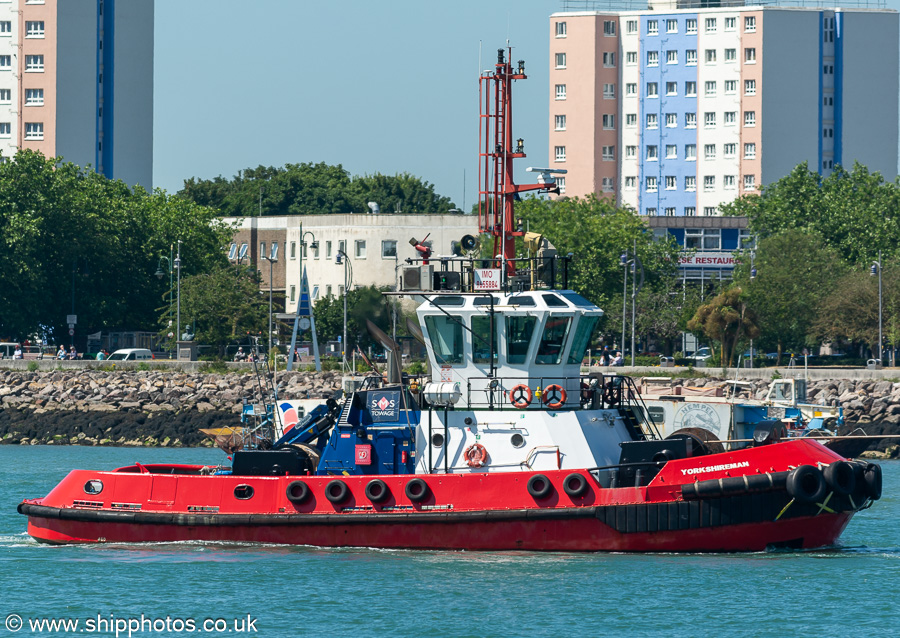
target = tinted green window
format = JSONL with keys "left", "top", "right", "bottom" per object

{"left": 506, "top": 316, "right": 537, "bottom": 364}
{"left": 424, "top": 315, "right": 464, "bottom": 365}
{"left": 536, "top": 316, "right": 572, "bottom": 365}
{"left": 471, "top": 316, "right": 498, "bottom": 364}
{"left": 566, "top": 316, "right": 599, "bottom": 364}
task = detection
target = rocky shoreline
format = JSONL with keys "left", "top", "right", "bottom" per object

{"left": 0, "top": 370, "right": 898, "bottom": 457}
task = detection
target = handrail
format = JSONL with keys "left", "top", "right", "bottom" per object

{"left": 618, "top": 376, "right": 662, "bottom": 441}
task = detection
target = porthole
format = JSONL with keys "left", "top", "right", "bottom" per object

{"left": 234, "top": 484, "right": 254, "bottom": 500}
{"left": 511, "top": 433, "right": 525, "bottom": 448}
{"left": 431, "top": 433, "right": 445, "bottom": 447}
{"left": 83, "top": 479, "right": 103, "bottom": 495}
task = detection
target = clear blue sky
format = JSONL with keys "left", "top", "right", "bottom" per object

{"left": 153, "top": 0, "right": 561, "bottom": 209}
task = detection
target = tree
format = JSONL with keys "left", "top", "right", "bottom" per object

{"left": 312, "top": 286, "right": 394, "bottom": 353}
{"left": 732, "top": 229, "right": 846, "bottom": 363}
{"left": 687, "top": 287, "right": 760, "bottom": 367}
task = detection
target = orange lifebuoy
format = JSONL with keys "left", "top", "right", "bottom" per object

{"left": 509, "top": 384, "right": 533, "bottom": 409}
{"left": 543, "top": 384, "right": 567, "bottom": 409}
{"left": 464, "top": 443, "right": 488, "bottom": 468}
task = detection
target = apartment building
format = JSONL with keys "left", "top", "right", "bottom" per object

{"left": 549, "top": 1, "right": 898, "bottom": 215}
{"left": 0, "top": 0, "right": 153, "bottom": 189}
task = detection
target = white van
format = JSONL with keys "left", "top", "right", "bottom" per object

{"left": 106, "top": 348, "right": 153, "bottom": 361}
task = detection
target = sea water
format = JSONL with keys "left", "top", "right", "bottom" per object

{"left": 1, "top": 446, "right": 897, "bottom": 638}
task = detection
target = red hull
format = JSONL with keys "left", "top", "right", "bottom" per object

{"left": 18, "top": 439, "right": 865, "bottom": 552}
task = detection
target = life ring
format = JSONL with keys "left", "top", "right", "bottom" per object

{"left": 509, "top": 384, "right": 533, "bottom": 409}
{"left": 464, "top": 443, "right": 488, "bottom": 468}
{"left": 527, "top": 474, "right": 553, "bottom": 500}
{"left": 365, "top": 479, "right": 390, "bottom": 503}
{"left": 824, "top": 461, "right": 855, "bottom": 497}
{"left": 325, "top": 479, "right": 350, "bottom": 504}
{"left": 786, "top": 465, "right": 826, "bottom": 504}
{"left": 285, "top": 480, "right": 310, "bottom": 504}
{"left": 542, "top": 384, "right": 567, "bottom": 409}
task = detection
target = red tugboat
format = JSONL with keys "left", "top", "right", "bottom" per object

{"left": 19, "top": 48, "right": 882, "bottom": 551}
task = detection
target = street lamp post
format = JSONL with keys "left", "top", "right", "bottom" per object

{"left": 261, "top": 254, "right": 278, "bottom": 354}
{"left": 871, "top": 251, "right": 883, "bottom": 363}
{"left": 175, "top": 240, "right": 182, "bottom": 355}
{"left": 155, "top": 244, "right": 175, "bottom": 356}
{"left": 620, "top": 251, "right": 631, "bottom": 357}
{"left": 336, "top": 249, "right": 350, "bottom": 371}
{"left": 621, "top": 241, "right": 643, "bottom": 367}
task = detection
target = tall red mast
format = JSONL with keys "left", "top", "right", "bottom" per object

{"left": 478, "top": 47, "right": 558, "bottom": 272}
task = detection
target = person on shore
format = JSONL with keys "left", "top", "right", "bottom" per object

{"left": 600, "top": 346, "right": 611, "bottom": 367}
{"left": 68, "top": 346, "right": 77, "bottom": 360}
{"left": 611, "top": 351, "right": 624, "bottom": 366}
{"left": 56, "top": 345, "right": 65, "bottom": 360}
{"left": 234, "top": 347, "right": 246, "bottom": 362}
{"left": 96, "top": 350, "right": 106, "bottom": 361}
{"left": 13, "top": 345, "right": 23, "bottom": 359}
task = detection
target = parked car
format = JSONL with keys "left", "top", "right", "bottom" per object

{"left": 106, "top": 348, "right": 153, "bottom": 361}
{"left": 686, "top": 347, "right": 712, "bottom": 363}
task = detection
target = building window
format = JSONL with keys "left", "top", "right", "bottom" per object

{"left": 25, "top": 55, "right": 43, "bottom": 71}
{"left": 739, "top": 228, "right": 756, "bottom": 248}
{"left": 685, "top": 81, "right": 697, "bottom": 96}
{"left": 625, "top": 176, "right": 636, "bottom": 189}
{"left": 666, "top": 19, "right": 678, "bottom": 33}
{"left": 25, "top": 21, "right": 44, "bottom": 37}
{"left": 555, "top": 84, "right": 566, "bottom": 100}
{"left": 646, "top": 82, "right": 658, "bottom": 97}
{"left": 685, "top": 112, "right": 697, "bottom": 128}
{"left": 555, "top": 146, "right": 566, "bottom": 162}
{"left": 725, "top": 48, "right": 736, "bottom": 63}
{"left": 313, "top": 242, "right": 320, "bottom": 259}
{"left": 824, "top": 96, "right": 834, "bottom": 106}
{"left": 626, "top": 114, "right": 637, "bottom": 127}
{"left": 646, "top": 208, "right": 658, "bottom": 216}
{"left": 25, "top": 89, "right": 44, "bottom": 106}
{"left": 704, "top": 144, "right": 716, "bottom": 160}
{"left": 686, "top": 228, "right": 721, "bottom": 249}
{"left": 745, "top": 79, "right": 756, "bottom": 95}
{"left": 556, "top": 177, "right": 566, "bottom": 194}
{"left": 705, "top": 81, "right": 716, "bottom": 96}
{"left": 745, "top": 16, "right": 757, "bottom": 32}
{"left": 665, "top": 82, "right": 677, "bottom": 96}
{"left": 744, "top": 143, "right": 757, "bottom": 159}
{"left": 381, "top": 239, "right": 398, "bottom": 258}
{"left": 703, "top": 207, "right": 718, "bottom": 217}
{"left": 0, "top": 122, "right": 9, "bottom": 138}
{"left": 686, "top": 19, "right": 698, "bottom": 34}
{"left": 665, "top": 113, "right": 677, "bottom": 128}
{"left": 744, "top": 111, "right": 756, "bottom": 127}
{"left": 646, "top": 176, "right": 658, "bottom": 193}
{"left": 626, "top": 51, "right": 637, "bottom": 65}
{"left": 705, "top": 17, "right": 717, "bottom": 32}
{"left": 725, "top": 17, "right": 736, "bottom": 31}
{"left": 603, "top": 52, "right": 616, "bottom": 67}
{"left": 646, "top": 145, "right": 658, "bottom": 160}
{"left": 24, "top": 122, "right": 43, "bottom": 140}
{"left": 626, "top": 83, "right": 637, "bottom": 96}
{"left": 666, "top": 50, "right": 678, "bottom": 64}
{"left": 685, "top": 144, "right": 697, "bottom": 160}
{"left": 259, "top": 242, "right": 267, "bottom": 259}
{"left": 665, "top": 176, "right": 677, "bottom": 190}
{"left": 745, "top": 48, "right": 756, "bottom": 63}
{"left": 602, "top": 114, "right": 615, "bottom": 129}
{"left": 686, "top": 49, "right": 697, "bottom": 65}
{"left": 290, "top": 241, "right": 297, "bottom": 259}
{"left": 555, "top": 52, "right": 566, "bottom": 69}
{"left": 724, "top": 143, "right": 736, "bottom": 158}
{"left": 823, "top": 127, "right": 833, "bottom": 138}
{"left": 602, "top": 177, "right": 614, "bottom": 192}
{"left": 289, "top": 285, "right": 296, "bottom": 303}
{"left": 555, "top": 21, "right": 567, "bottom": 37}
{"left": 604, "top": 20, "right": 616, "bottom": 36}
{"left": 823, "top": 64, "right": 834, "bottom": 74}
{"left": 338, "top": 240, "right": 346, "bottom": 255}
{"left": 603, "top": 83, "right": 615, "bottom": 99}
{"left": 724, "top": 80, "right": 736, "bottom": 95}
{"left": 647, "top": 20, "right": 659, "bottom": 35}
{"left": 724, "top": 111, "right": 736, "bottom": 126}
{"left": 0, "top": 88, "right": 9, "bottom": 103}
{"left": 685, "top": 207, "right": 696, "bottom": 216}
{"left": 685, "top": 176, "right": 696, "bottom": 191}
{"left": 626, "top": 20, "right": 638, "bottom": 34}
{"left": 724, "top": 175, "right": 736, "bottom": 189}
{"left": 0, "top": 55, "right": 10, "bottom": 70}
{"left": 625, "top": 145, "right": 637, "bottom": 159}
{"left": 326, "top": 285, "right": 332, "bottom": 297}
{"left": 743, "top": 175, "right": 756, "bottom": 190}
{"left": 646, "top": 113, "right": 658, "bottom": 129}
{"left": 326, "top": 241, "right": 332, "bottom": 259}
{"left": 0, "top": 21, "right": 10, "bottom": 34}
{"left": 704, "top": 112, "right": 716, "bottom": 128}
{"left": 555, "top": 115, "right": 566, "bottom": 131}
{"left": 355, "top": 240, "right": 366, "bottom": 258}
{"left": 647, "top": 50, "right": 659, "bottom": 67}
{"left": 705, "top": 49, "right": 716, "bottom": 64}
{"left": 666, "top": 144, "right": 677, "bottom": 159}
{"left": 665, "top": 207, "right": 676, "bottom": 217}
{"left": 602, "top": 145, "right": 615, "bottom": 161}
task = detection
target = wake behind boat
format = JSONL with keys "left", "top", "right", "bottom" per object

{"left": 18, "top": 47, "right": 882, "bottom": 552}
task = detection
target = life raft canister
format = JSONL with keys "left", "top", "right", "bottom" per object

{"left": 542, "top": 384, "right": 567, "bottom": 409}
{"left": 464, "top": 443, "right": 488, "bottom": 468}
{"left": 509, "top": 384, "right": 533, "bottom": 409}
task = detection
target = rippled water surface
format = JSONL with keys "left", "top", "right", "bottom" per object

{"left": 1, "top": 446, "right": 897, "bottom": 637}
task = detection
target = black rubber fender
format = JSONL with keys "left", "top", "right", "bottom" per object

{"left": 324, "top": 479, "right": 350, "bottom": 504}
{"left": 823, "top": 461, "right": 856, "bottom": 497}
{"left": 405, "top": 478, "right": 430, "bottom": 503}
{"left": 786, "top": 465, "right": 826, "bottom": 504}
{"left": 527, "top": 474, "right": 553, "bottom": 500}
{"left": 864, "top": 463, "right": 883, "bottom": 500}
{"left": 365, "top": 479, "right": 390, "bottom": 503}
{"left": 563, "top": 473, "right": 589, "bottom": 498}
{"left": 285, "top": 480, "right": 311, "bottom": 504}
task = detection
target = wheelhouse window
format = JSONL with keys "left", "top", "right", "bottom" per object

{"left": 536, "top": 316, "right": 572, "bottom": 365}
{"left": 506, "top": 316, "right": 537, "bottom": 364}
{"left": 424, "top": 315, "right": 464, "bottom": 365}
{"left": 471, "top": 316, "right": 498, "bottom": 364}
